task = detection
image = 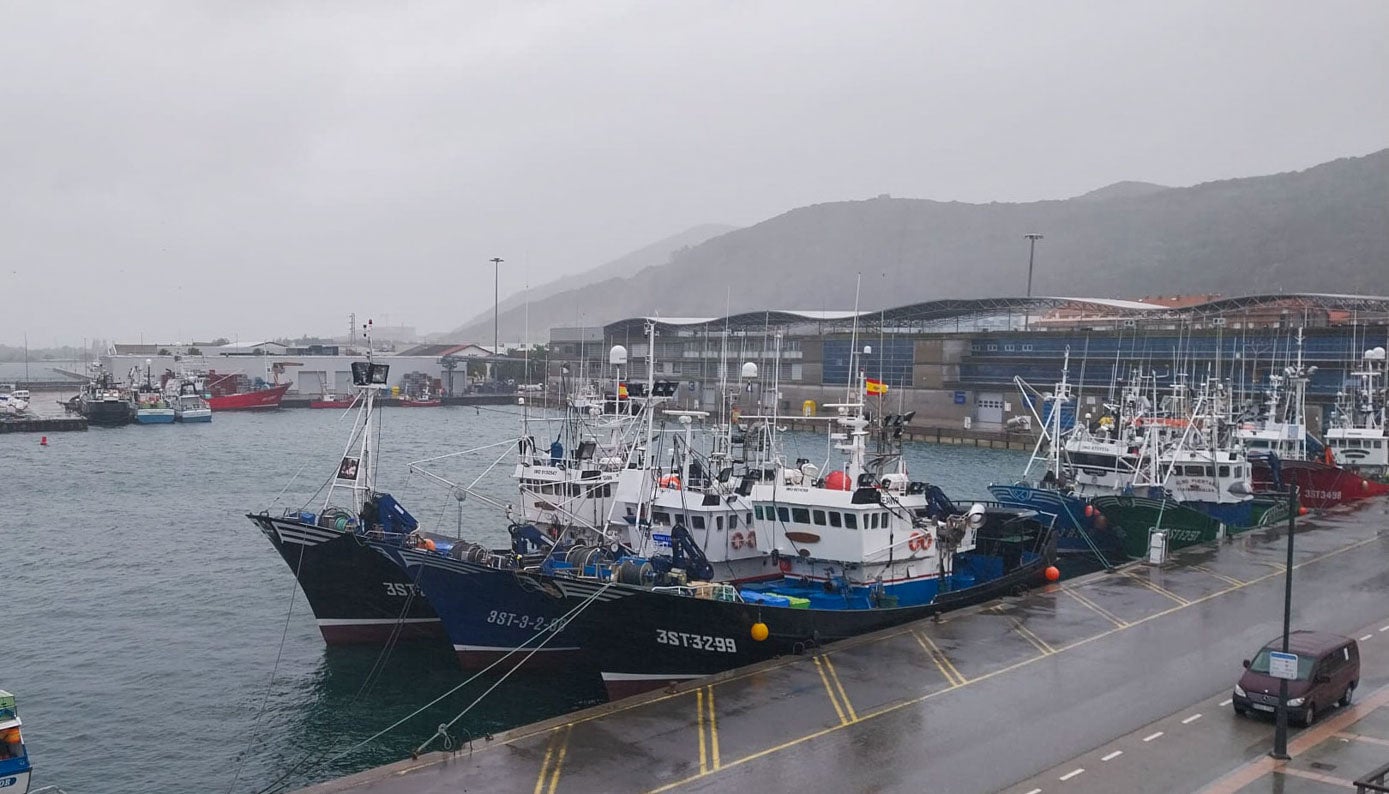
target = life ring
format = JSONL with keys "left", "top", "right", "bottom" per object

{"left": 907, "top": 531, "right": 932, "bottom": 552}
{"left": 746, "top": 531, "right": 757, "bottom": 549}
{"left": 779, "top": 558, "right": 793, "bottom": 573}
{"left": 731, "top": 531, "right": 745, "bottom": 550}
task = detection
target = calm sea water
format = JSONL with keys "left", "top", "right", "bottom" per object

{"left": 3, "top": 407, "right": 1028, "bottom": 793}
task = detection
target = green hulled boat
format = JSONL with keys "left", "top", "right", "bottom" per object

{"left": 1093, "top": 494, "right": 1291, "bottom": 559}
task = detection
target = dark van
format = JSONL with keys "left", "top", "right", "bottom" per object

{"left": 1233, "top": 630, "right": 1359, "bottom": 726}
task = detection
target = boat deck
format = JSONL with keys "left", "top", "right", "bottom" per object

{"left": 301, "top": 501, "right": 1389, "bottom": 794}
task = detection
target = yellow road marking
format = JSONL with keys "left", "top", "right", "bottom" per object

{"left": 1121, "top": 571, "right": 1190, "bottom": 605}
{"left": 913, "top": 630, "right": 967, "bottom": 686}
{"left": 1190, "top": 565, "right": 1245, "bottom": 587}
{"left": 696, "top": 689, "right": 707, "bottom": 775}
{"left": 1063, "top": 587, "right": 1129, "bottom": 627}
{"left": 813, "top": 656, "right": 849, "bottom": 725}
{"left": 645, "top": 534, "right": 1382, "bottom": 794}
{"left": 821, "top": 655, "right": 858, "bottom": 722}
{"left": 706, "top": 687, "right": 720, "bottom": 770}
{"left": 1010, "top": 619, "right": 1055, "bottom": 655}
{"left": 533, "top": 725, "right": 572, "bottom": 794}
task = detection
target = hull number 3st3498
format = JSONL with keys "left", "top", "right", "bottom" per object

{"left": 657, "top": 629, "right": 738, "bottom": 653}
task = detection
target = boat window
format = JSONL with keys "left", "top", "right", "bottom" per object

{"left": 1219, "top": 465, "right": 1230, "bottom": 477}
{"left": 777, "top": 506, "right": 790, "bottom": 523}
{"left": 746, "top": 512, "right": 753, "bottom": 525}
{"left": 1235, "top": 465, "right": 1244, "bottom": 477}
{"left": 813, "top": 510, "right": 827, "bottom": 526}
{"left": 729, "top": 514, "right": 738, "bottom": 529}
{"left": 882, "top": 511, "right": 891, "bottom": 527}
{"left": 569, "top": 483, "right": 582, "bottom": 496}
{"left": 754, "top": 505, "right": 765, "bottom": 521}
{"left": 653, "top": 511, "right": 671, "bottom": 526}
{"left": 868, "top": 512, "right": 878, "bottom": 529}
{"left": 691, "top": 515, "right": 705, "bottom": 530}
{"left": 828, "top": 512, "right": 842, "bottom": 528}
{"left": 792, "top": 507, "right": 811, "bottom": 524}
{"left": 844, "top": 512, "right": 858, "bottom": 529}
{"left": 1071, "top": 452, "right": 1117, "bottom": 469}
{"left": 716, "top": 516, "right": 724, "bottom": 530}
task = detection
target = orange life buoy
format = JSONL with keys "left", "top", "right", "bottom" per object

{"left": 907, "top": 530, "right": 932, "bottom": 552}
{"left": 779, "top": 558, "right": 792, "bottom": 573}
{"left": 731, "top": 531, "right": 745, "bottom": 550}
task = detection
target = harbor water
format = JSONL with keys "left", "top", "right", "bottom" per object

{"left": 3, "top": 407, "right": 1028, "bottom": 793}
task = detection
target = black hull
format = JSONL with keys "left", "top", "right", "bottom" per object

{"left": 248, "top": 513, "right": 444, "bottom": 645}
{"left": 548, "top": 549, "right": 1053, "bottom": 699}
{"left": 80, "top": 399, "right": 132, "bottom": 427}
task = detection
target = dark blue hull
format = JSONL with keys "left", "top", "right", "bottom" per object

{"left": 987, "top": 484, "right": 1120, "bottom": 556}
{"left": 374, "top": 543, "right": 585, "bottom": 671}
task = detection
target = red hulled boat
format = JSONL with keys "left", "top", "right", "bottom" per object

{"left": 204, "top": 370, "right": 292, "bottom": 411}
{"left": 1251, "top": 458, "right": 1389, "bottom": 511}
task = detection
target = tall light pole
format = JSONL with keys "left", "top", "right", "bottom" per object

{"left": 490, "top": 257, "right": 504, "bottom": 355}
{"left": 1023, "top": 233, "right": 1044, "bottom": 330}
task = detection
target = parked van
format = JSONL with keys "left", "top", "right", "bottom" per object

{"left": 1233, "top": 630, "right": 1359, "bottom": 726}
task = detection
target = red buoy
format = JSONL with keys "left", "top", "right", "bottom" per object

{"left": 1083, "top": 504, "right": 1095, "bottom": 518}
{"left": 40, "top": 436, "right": 48, "bottom": 446}
{"left": 1044, "top": 565, "right": 1061, "bottom": 582}
{"left": 1298, "top": 506, "right": 1309, "bottom": 516}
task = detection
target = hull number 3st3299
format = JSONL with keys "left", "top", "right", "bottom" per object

{"left": 657, "top": 629, "right": 738, "bottom": 653}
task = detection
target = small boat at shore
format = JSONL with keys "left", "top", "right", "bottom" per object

{"left": 0, "top": 690, "right": 32, "bottom": 794}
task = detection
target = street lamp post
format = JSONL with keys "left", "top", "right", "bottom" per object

{"left": 490, "top": 257, "right": 504, "bottom": 355}
{"left": 1271, "top": 485, "right": 1300, "bottom": 760}
{"left": 1023, "top": 233, "right": 1043, "bottom": 330}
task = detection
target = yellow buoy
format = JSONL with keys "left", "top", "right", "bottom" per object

{"left": 751, "top": 622, "right": 769, "bottom": 642}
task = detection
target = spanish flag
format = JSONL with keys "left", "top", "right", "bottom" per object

{"left": 617, "top": 383, "right": 629, "bottom": 399}
{"left": 866, "top": 378, "right": 888, "bottom": 395}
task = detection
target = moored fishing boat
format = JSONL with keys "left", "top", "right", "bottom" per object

{"left": 68, "top": 369, "right": 133, "bottom": 427}
{"left": 247, "top": 339, "right": 446, "bottom": 645}
{"left": 1325, "top": 345, "right": 1388, "bottom": 475}
{"left": 0, "top": 690, "right": 32, "bottom": 794}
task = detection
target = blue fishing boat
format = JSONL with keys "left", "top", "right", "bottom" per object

{"left": 0, "top": 690, "right": 32, "bottom": 794}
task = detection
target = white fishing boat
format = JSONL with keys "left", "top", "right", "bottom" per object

{"left": 1325, "top": 345, "right": 1387, "bottom": 473}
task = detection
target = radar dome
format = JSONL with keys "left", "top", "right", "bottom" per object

{"left": 741, "top": 362, "right": 758, "bottom": 379}
{"left": 609, "top": 345, "right": 628, "bottom": 366}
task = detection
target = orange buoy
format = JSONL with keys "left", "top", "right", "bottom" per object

{"left": 422, "top": 538, "right": 437, "bottom": 551}
{"left": 1044, "top": 565, "right": 1061, "bottom": 582}
{"left": 1083, "top": 504, "right": 1095, "bottom": 518}
{"left": 750, "top": 622, "right": 769, "bottom": 642}
{"left": 824, "top": 470, "right": 853, "bottom": 491}
{"left": 1298, "top": 506, "right": 1309, "bottom": 516}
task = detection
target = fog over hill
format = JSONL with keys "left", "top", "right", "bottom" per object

{"left": 444, "top": 149, "right": 1388, "bottom": 342}
{"left": 445, "top": 223, "right": 736, "bottom": 344}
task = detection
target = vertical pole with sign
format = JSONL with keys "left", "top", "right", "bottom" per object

{"left": 1270, "top": 486, "right": 1299, "bottom": 760}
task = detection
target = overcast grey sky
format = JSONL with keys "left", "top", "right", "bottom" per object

{"left": 3, "top": 0, "right": 1386, "bottom": 347}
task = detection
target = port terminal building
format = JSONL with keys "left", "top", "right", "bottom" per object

{"left": 568, "top": 293, "right": 1389, "bottom": 434}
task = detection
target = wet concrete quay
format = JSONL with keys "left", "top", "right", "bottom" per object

{"left": 303, "top": 501, "right": 1389, "bottom": 794}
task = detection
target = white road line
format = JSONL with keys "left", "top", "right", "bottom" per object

{"left": 1101, "top": 750, "right": 1123, "bottom": 761}
{"left": 1361, "top": 634, "right": 1373, "bottom": 641}
{"left": 1059, "top": 768, "right": 1085, "bottom": 781}
{"left": 1219, "top": 698, "right": 1233, "bottom": 706}
{"left": 1379, "top": 625, "right": 1389, "bottom": 632}
{"left": 1024, "top": 789, "right": 1042, "bottom": 794}
{"left": 1143, "top": 731, "right": 1164, "bottom": 742}
{"left": 1182, "top": 713, "right": 1202, "bottom": 724}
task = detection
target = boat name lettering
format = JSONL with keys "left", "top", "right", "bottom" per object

{"left": 383, "top": 582, "right": 421, "bottom": 597}
{"left": 1150, "top": 527, "right": 1204, "bottom": 543}
{"left": 656, "top": 629, "right": 737, "bottom": 653}
{"left": 486, "top": 610, "right": 566, "bottom": 631}
{"left": 1304, "top": 489, "right": 1341, "bottom": 501}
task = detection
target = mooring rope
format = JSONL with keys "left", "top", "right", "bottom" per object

{"left": 251, "top": 576, "right": 613, "bottom": 794}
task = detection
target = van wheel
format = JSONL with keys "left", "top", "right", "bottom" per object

{"left": 1301, "top": 703, "right": 1316, "bottom": 727}
{"left": 1341, "top": 685, "right": 1355, "bottom": 707}
{"left": 1232, "top": 702, "right": 1246, "bottom": 717}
